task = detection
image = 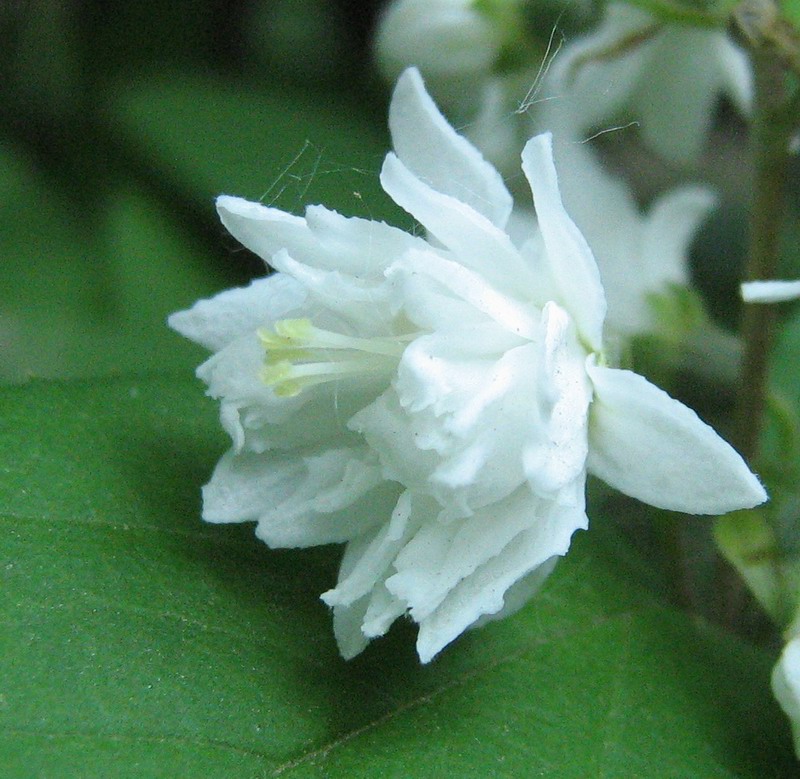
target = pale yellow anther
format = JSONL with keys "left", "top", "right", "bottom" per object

{"left": 258, "top": 317, "right": 414, "bottom": 396}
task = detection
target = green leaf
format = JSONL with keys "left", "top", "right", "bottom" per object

{"left": 0, "top": 141, "right": 220, "bottom": 382}
{"left": 0, "top": 375, "right": 795, "bottom": 777}
{"left": 782, "top": 0, "right": 800, "bottom": 30}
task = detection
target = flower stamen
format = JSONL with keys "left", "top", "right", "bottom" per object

{"left": 258, "top": 318, "right": 414, "bottom": 396}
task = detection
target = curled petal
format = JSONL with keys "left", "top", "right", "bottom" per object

{"left": 415, "top": 495, "right": 588, "bottom": 662}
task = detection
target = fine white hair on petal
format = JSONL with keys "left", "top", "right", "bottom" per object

{"left": 389, "top": 67, "right": 513, "bottom": 229}
{"left": 741, "top": 280, "right": 800, "bottom": 304}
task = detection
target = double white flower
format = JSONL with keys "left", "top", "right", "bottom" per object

{"left": 171, "top": 68, "right": 766, "bottom": 663}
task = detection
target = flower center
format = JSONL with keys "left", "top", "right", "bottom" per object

{"left": 258, "top": 318, "right": 413, "bottom": 397}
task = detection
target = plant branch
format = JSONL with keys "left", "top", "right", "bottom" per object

{"left": 735, "top": 46, "right": 793, "bottom": 461}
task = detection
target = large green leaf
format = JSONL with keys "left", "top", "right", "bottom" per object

{"left": 0, "top": 375, "right": 795, "bottom": 777}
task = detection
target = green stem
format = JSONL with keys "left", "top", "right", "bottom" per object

{"left": 735, "top": 47, "right": 792, "bottom": 462}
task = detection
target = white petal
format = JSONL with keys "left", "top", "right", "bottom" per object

{"left": 303, "top": 204, "right": 427, "bottom": 274}
{"left": 389, "top": 67, "right": 512, "bottom": 228}
{"left": 523, "top": 303, "right": 592, "bottom": 498}
{"left": 388, "top": 247, "right": 539, "bottom": 338}
{"left": 469, "top": 557, "right": 558, "bottom": 629}
{"left": 415, "top": 495, "right": 587, "bottom": 662}
{"left": 636, "top": 27, "right": 719, "bottom": 163}
{"left": 380, "top": 153, "right": 536, "bottom": 294}
{"left": 711, "top": 33, "right": 753, "bottom": 115}
{"left": 547, "top": 2, "right": 650, "bottom": 131}
{"left": 332, "top": 597, "right": 371, "bottom": 660}
{"left": 385, "top": 254, "right": 499, "bottom": 333}
{"left": 216, "top": 196, "right": 315, "bottom": 266}
{"left": 202, "top": 446, "right": 393, "bottom": 546}
{"left": 383, "top": 339, "right": 542, "bottom": 513}
{"left": 741, "top": 280, "right": 800, "bottom": 304}
{"left": 217, "top": 195, "right": 424, "bottom": 276}
{"left": 587, "top": 361, "right": 767, "bottom": 514}
{"left": 640, "top": 186, "right": 715, "bottom": 290}
{"left": 322, "top": 491, "right": 421, "bottom": 607}
{"left": 349, "top": 389, "right": 442, "bottom": 491}
{"left": 269, "top": 249, "right": 395, "bottom": 334}
{"left": 388, "top": 487, "right": 561, "bottom": 623}
{"left": 376, "top": 0, "right": 501, "bottom": 86}
{"left": 772, "top": 636, "right": 800, "bottom": 758}
{"left": 168, "top": 274, "right": 307, "bottom": 351}
{"left": 361, "top": 583, "right": 407, "bottom": 638}
{"left": 521, "top": 133, "right": 606, "bottom": 351}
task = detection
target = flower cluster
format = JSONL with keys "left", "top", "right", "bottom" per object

{"left": 171, "top": 69, "right": 765, "bottom": 663}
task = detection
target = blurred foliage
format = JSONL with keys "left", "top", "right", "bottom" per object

{"left": 0, "top": 0, "right": 388, "bottom": 382}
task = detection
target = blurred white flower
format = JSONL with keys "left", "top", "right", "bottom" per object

{"left": 375, "top": 0, "right": 506, "bottom": 115}
{"left": 773, "top": 635, "right": 800, "bottom": 757}
{"left": 171, "top": 68, "right": 766, "bottom": 663}
{"left": 742, "top": 280, "right": 800, "bottom": 303}
{"left": 548, "top": 1, "right": 752, "bottom": 164}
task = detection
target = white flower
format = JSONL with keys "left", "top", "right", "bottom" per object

{"left": 170, "top": 68, "right": 766, "bottom": 663}
{"left": 375, "top": 0, "right": 506, "bottom": 115}
{"left": 548, "top": 2, "right": 752, "bottom": 164}
{"left": 773, "top": 635, "right": 800, "bottom": 757}
{"left": 742, "top": 280, "right": 800, "bottom": 303}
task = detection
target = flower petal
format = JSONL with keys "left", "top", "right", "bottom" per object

{"left": 415, "top": 495, "right": 587, "bottom": 662}
{"left": 586, "top": 360, "right": 767, "bottom": 514}
{"left": 389, "top": 67, "right": 512, "bottom": 228}
{"left": 772, "top": 636, "right": 800, "bottom": 757}
{"left": 521, "top": 133, "right": 606, "bottom": 351}
{"left": 322, "top": 490, "right": 422, "bottom": 607}
{"left": 216, "top": 196, "right": 424, "bottom": 276}
{"left": 741, "top": 280, "right": 800, "bottom": 304}
{"left": 636, "top": 26, "right": 720, "bottom": 163}
{"left": 387, "top": 247, "right": 539, "bottom": 338}
{"left": 523, "top": 303, "right": 592, "bottom": 499}
{"left": 640, "top": 186, "right": 715, "bottom": 289}
{"left": 380, "top": 152, "right": 536, "bottom": 294}
{"left": 202, "top": 446, "right": 395, "bottom": 546}
{"left": 388, "top": 486, "right": 567, "bottom": 623}
{"left": 168, "top": 274, "right": 307, "bottom": 351}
